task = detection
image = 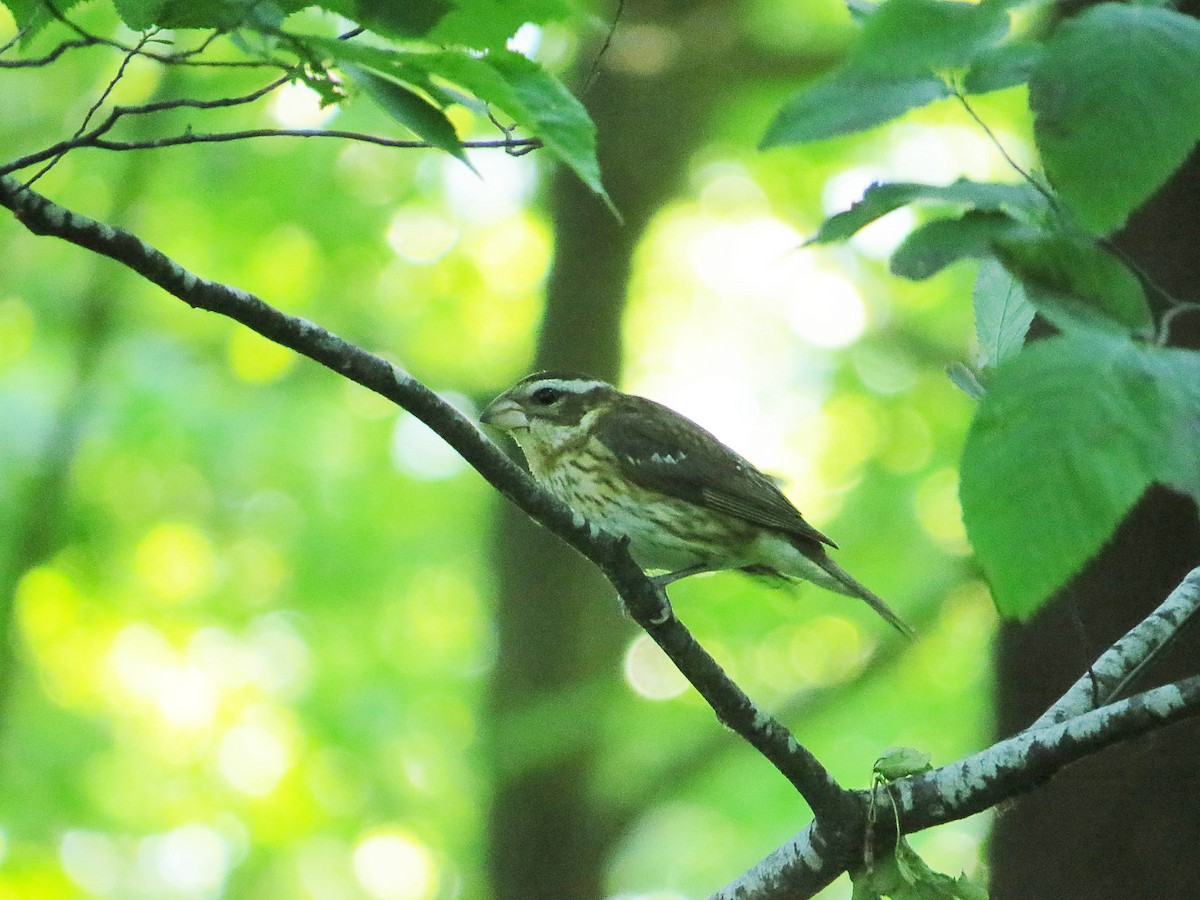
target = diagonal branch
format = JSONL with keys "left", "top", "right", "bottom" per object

{"left": 1030, "top": 565, "right": 1200, "bottom": 729}
{"left": 716, "top": 567, "right": 1200, "bottom": 899}
{"left": 0, "top": 173, "right": 849, "bottom": 821}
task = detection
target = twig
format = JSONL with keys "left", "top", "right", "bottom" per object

{"left": 41, "top": 0, "right": 283, "bottom": 69}
{"left": 18, "top": 31, "right": 151, "bottom": 190}
{"left": 0, "top": 37, "right": 95, "bottom": 67}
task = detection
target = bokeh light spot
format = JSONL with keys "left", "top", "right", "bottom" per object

{"left": 391, "top": 404, "right": 470, "bottom": 481}
{"left": 0, "top": 297, "right": 34, "bottom": 368}
{"left": 623, "top": 634, "right": 689, "bottom": 701}
{"left": 143, "top": 823, "right": 231, "bottom": 894}
{"left": 133, "top": 522, "right": 216, "bottom": 604}
{"left": 218, "top": 722, "right": 290, "bottom": 797}
{"left": 352, "top": 830, "right": 437, "bottom": 900}
{"left": 60, "top": 830, "right": 120, "bottom": 895}
{"left": 785, "top": 270, "right": 868, "bottom": 348}
{"left": 228, "top": 326, "right": 297, "bottom": 384}
{"left": 270, "top": 80, "right": 337, "bottom": 128}
{"left": 915, "top": 467, "right": 970, "bottom": 554}
{"left": 386, "top": 208, "right": 459, "bottom": 263}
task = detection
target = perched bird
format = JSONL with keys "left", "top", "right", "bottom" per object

{"left": 480, "top": 372, "right": 914, "bottom": 638}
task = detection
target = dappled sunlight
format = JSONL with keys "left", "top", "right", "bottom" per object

{"left": 823, "top": 167, "right": 916, "bottom": 259}
{"left": 270, "top": 80, "right": 338, "bottom": 129}
{"left": 132, "top": 522, "right": 217, "bottom": 605}
{"left": 218, "top": 716, "right": 293, "bottom": 798}
{"left": 914, "top": 467, "right": 971, "bottom": 555}
{"left": 391, "top": 407, "right": 470, "bottom": 481}
{"left": 352, "top": 829, "right": 438, "bottom": 900}
{"left": 623, "top": 634, "right": 689, "bottom": 701}
{"left": 386, "top": 207, "right": 460, "bottom": 264}
{"left": 0, "top": 297, "right": 33, "bottom": 368}
{"left": 228, "top": 326, "right": 297, "bottom": 383}
{"left": 753, "top": 615, "right": 871, "bottom": 694}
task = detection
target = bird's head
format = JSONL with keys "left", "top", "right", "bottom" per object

{"left": 480, "top": 372, "right": 619, "bottom": 462}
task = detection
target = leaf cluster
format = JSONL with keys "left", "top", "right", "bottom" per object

{"left": 763, "top": 0, "right": 1200, "bottom": 619}
{"left": 2, "top": 0, "right": 613, "bottom": 209}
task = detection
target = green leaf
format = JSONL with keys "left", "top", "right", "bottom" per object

{"left": 946, "top": 362, "right": 987, "bottom": 401}
{"left": 439, "top": 48, "right": 613, "bottom": 213}
{"left": 973, "top": 258, "right": 1034, "bottom": 367}
{"left": 428, "top": 0, "right": 575, "bottom": 49}
{"left": 296, "top": 38, "right": 613, "bottom": 211}
{"left": 874, "top": 747, "right": 933, "bottom": 781}
{"left": 325, "top": 0, "right": 452, "bottom": 39}
{"left": 992, "top": 232, "right": 1153, "bottom": 336}
{"left": 111, "top": 0, "right": 167, "bottom": 29}
{"left": 890, "top": 210, "right": 1020, "bottom": 280}
{"left": 853, "top": 0, "right": 1009, "bottom": 74}
{"left": 344, "top": 65, "right": 473, "bottom": 169}
{"left": 960, "top": 334, "right": 1200, "bottom": 619}
{"left": 761, "top": 72, "right": 951, "bottom": 147}
{"left": 7, "top": 0, "right": 86, "bottom": 40}
{"left": 811, "top": 178, "right": 1045, "bottom": 244}
{"left": 963, "top": 39, "right": 1044, "bottom": 94}
{"left": 1030, "top": 3, "right": 1200, "bottom": 234}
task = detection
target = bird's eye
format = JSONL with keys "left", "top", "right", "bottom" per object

{"left": 531, "top": 386, "right": 562, "bottom": 406}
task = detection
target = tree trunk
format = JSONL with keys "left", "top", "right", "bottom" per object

{"left": 989, "top": 144, "right": 1200, "bottom": 898}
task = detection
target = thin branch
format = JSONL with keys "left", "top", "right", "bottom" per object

{"left": 20, "top": 31, "right": 152, "bottom": 189}
{"left": 952, "top": 86, "right": 1056, "bottom": 209}
{"left": 0, "top": 27, "right": 24, "bottom": 57}
{"left": 90, "top": 128, "right": 543, "bottom": 154}
{"left": 0, "top": 37, "right": 95, "bottom": 67}
{"left": 0, "top": 174, "right": 848, "bottom": 822}
{"left": 1030, "top": 565, "right": 1200, "bottom": 729}
{"left": 41, "top": 0, "right": 283, "bottom": 69}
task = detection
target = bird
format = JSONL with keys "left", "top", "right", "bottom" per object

{"left": 480, "top": 371, "right": 914, "bottom": 638}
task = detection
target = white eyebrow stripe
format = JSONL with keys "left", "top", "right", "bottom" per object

{"left": 528, "top": 379, "right": 609, "bottom": 395}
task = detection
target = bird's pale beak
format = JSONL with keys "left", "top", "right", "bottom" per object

{"left": 480, "top": 396, "right": 529, "bottom": 431}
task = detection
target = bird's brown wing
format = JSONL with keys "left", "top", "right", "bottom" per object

{"left": 593, "top": 398, "right": 836, "bottom": 548}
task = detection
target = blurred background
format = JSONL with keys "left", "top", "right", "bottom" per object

{"left": 0, "top": 0, "right": 1036, "bottom": 896}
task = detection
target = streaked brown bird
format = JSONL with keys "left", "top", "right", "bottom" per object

{"left": 480, "top": 372, "right": 914, "bottom": 638}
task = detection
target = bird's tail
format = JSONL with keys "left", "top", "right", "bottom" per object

{"left": 815, "top": 556, "right": 916, "bottom": 640}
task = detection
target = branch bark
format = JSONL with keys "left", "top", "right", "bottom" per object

{"left": 717, "top": 567, "right": 1200, "bottom": 899}
{"left": 0, "top": 173, "right": 848, "bottom": 820}
{"left": 6, "top": 174, "right": 1200, "bottom": 900}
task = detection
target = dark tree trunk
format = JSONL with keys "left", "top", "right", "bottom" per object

{"left": 483, "top": 4, "right": 746, "bottom": 897}
{"left": 989, "top": 145, "right": 1200, "bottom": 898}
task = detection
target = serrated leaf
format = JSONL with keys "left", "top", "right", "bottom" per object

{"left": 761, "top": 72, "right": 951, "bottom": 147}
{"left": 963, "top": 39, "right": 1044, "bottom": 94}
{"left": 345, "top": 65, "right": 472, "bottom": 169}
{"left": 1030, "top": 3, "right": 1200, "bottom": 234}
{"left": 7, "top": 0, "right": 86, "bottom": 41}
{"left": 111, "top": 0, "right": 167, "bottom": 30}
{"left": 992, "top": 232, "right": 1153, "bottom": 336}
{"left": 890, "top": 210, "right": 1021, "bottom": 280}
{"left": 297, "top": 38, "right": 613, "bottom": 212}
{"left": 319, "top": 0, "right": 452, "bottom": 39}
{"left": 428, "top": 0, "right": 575, "bottom": 49}
{"left": 811, "top": 179, "right": 1043, "bottom": 244}
{"left": 960, "top": 334, "right": 1200, "bottom": 619}
{"left": 853, "top": 0, "right": 1009, "bottom": 75}
{"left": 973, "top": 258, "right": 1034, "bottom": 367}
{"left": 442, "top": 48, "right": 613, "bottom": 213}
{"left": 946, "top": 362, "right": 987, "bottom": 401}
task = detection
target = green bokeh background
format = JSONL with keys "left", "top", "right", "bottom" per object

{"left": 0, "top": 3, "right": 1033, "bottom": 897}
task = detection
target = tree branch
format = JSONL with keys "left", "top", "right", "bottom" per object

{"left": 716, "top": 567, "right": 1200, "bottom": 899}
{"left": 0, "top": 173, "right": 849, "bottom": 821}
{"left": 1030, "top": 565, "right": 1200, "bottom": 729}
